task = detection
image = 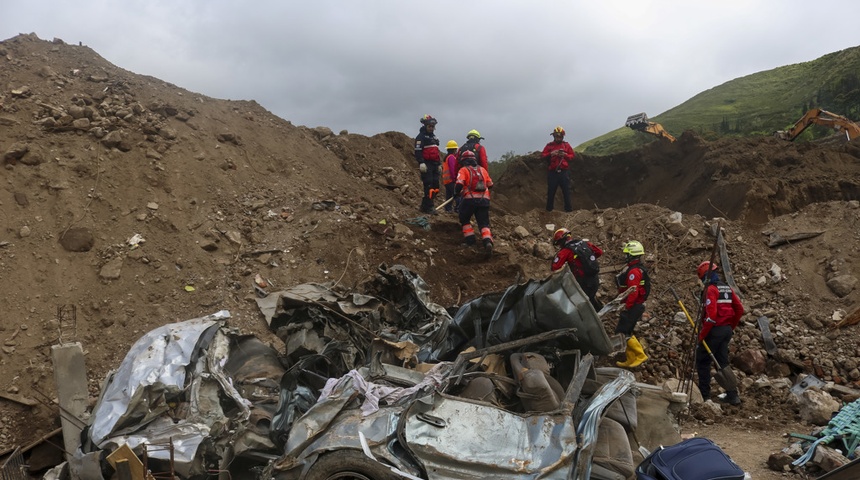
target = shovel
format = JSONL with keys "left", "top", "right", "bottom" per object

{"left": 671, "top": 287, "right": 739, "bottom": 391}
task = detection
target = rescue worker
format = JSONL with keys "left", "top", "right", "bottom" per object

{"left": 441, "top": 140, "right": 459, "bottom": 213}
{"left": 458, "top": 129, "right": 489, "bottom": 171}
{"left": 455, "top": 150, "right": 494, "bottom": 256}
{"left": 551, "top": 228, "right": 603, "bottom": 311}
{"left": 540, "top": 126, "right": 575, "bottom": 212}
{"left": 696, "top": 261, "right": 745, "bottom": 405}
{"left": 615, "top": 240, "right": 650, "bottom": 368}
{"left": 414, "top": 114, "right": 441, "bottom": 214}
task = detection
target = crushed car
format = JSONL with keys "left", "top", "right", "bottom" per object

{"left": 60, "top": 264, "right": 680, "bottom": 480}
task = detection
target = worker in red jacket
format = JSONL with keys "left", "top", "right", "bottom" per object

{"left": 615, "top": 241, "right": 650, "bottom": 368}
{"left": 540, "top": 126, "right": 575, "bottom": 212}
{"left": 696, "top": 261, "right": 745, "bottom": 405}
{"left": 457, "top": 129, "right": 489, "bottom": 171}
{"left": 550, "top": 228, "right": 603, "bottom": 311}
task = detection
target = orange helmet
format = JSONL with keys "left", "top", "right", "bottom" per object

{"left": 697, "top": 261, "right": 718, "bottom": 279}
{"left": 552, "top": 228, "right": 571, "bottom": 246}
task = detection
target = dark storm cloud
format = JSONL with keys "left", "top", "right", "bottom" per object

{"left": 3, "top": 1, "right": 860, "bottom": 159}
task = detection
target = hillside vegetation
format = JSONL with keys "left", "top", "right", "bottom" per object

{"left": 577, "top": 46, "right": 860, "bottom": 156}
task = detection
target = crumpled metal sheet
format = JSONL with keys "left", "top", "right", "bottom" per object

{"left": 84, "top": 310, "right": 286, "bottom": 478}
{"left": 89, "top": 310, "right": 229, "bottom": 445}
{"left": 438, "top": 267, "right": 614, "bottom": 359}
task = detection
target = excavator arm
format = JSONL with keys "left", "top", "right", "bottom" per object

{"left": 625, "top": 113, "right": 676, "bottom": 142}
{"left": 775, "top": 108, "right": 860, "bottom": 141}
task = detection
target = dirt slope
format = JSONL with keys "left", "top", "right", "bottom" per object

{"left": 2, "top": 33, "right": 860, "bottom": 477}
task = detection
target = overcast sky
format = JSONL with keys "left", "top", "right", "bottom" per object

{"left": 4, "top": 1, "right": 860, "bottom": 159}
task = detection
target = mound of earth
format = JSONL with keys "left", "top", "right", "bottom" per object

{"left": 2, "top": 33, "right": 860, "bottom": 479}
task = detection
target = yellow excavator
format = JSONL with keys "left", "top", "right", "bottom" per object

{"left": 775, "top": 108, "right": 860, "bottom": 141}
{"left": 625, "top": 112, "right": 676, "bottom": 142}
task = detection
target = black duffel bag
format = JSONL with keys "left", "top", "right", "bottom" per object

{"left": 636, "top": 437, "right": 746, "bottom": 480}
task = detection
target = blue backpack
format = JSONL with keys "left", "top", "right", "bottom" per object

{"left": 636, "top": 438, "right": 745, "bottom": 480}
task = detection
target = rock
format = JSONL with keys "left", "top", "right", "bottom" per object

{"left": 393, "top": 224, "right": 413, "bottom": 238}
{"left": 13, "top": 192, "right": 28, "bottom": 207}
{"left": 59, "top": 227, "right": 94, "bottom": 252}
{"left": 18, "top": 226, "right": 31, "bottom": 238}
{"left": 199, "top": 239, "right": 218, "bottom": 252}
{"left": 514, "top": 226, "right": 530, "bottom": 239}
{"left": 99, "top": 257, "right": 124, "bottom": 280}
{"left": 826, "top": 274, "right": 857, "bottom": 297}
{"left": 533, "top": 242, "right": 554, "bottom": 259}
{"left": 225, "top": 230, "right": 243, "bottom": 245}
{"left": 734, "top": 348, "right": 766, "bottom": 374}
{"left": 4, "top": 142, "right": 29, "bottom": 165}
{"left": 798, "top": 389, "right": 840, "bottom": 425}
{"left": 159, "top": 127, "right": 177, "bottom": 140}
{"left": 812, "top": 445, "right": 849, "bottom": 472}
{"left": 766, "top": 451, "right": 794, "bottom": 471}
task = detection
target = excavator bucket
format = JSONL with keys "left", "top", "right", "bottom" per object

{"left": 625, "top": 113, "right": 649, "bottom": 130}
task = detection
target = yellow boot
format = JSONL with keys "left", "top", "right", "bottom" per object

{"left": 616, "top": 336, "right": 648, "bottom": 368}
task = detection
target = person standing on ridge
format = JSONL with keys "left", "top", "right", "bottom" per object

{"left": 551, "top": 228, "right": 603, "bottom": 311}
{"left": 455, "top": 150, "right": 494, "bottom": 257}
{"left": 540, "top": 126, "right": 575, "bottom": 212}
{"left": 458, "top": 129, "right": 489, "bottom": 171}
{"left": 441, "top": 140, "right": 459, "bottom": 213}
{"left": 414, "top": 115, "right": 441, "bottom": 214}
{"left": 696, "top": 260, "right": 745, "bottom": 405}
{"left": 615, "top": 240, "right": 650, "bottom": 368}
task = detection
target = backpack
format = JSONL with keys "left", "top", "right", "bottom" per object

{"left": 568, "top": 240, "right": 599, "bottom": 276}
{"left": 457, "top": 141, "right": 480, "bottom": 168}
{"left": 616, "top": 263, "right": 651, "bottom": 300}
{"left": 467, "top": 166, "right": 487, "bottom": 192}
{"left": 640, "top": 264, "right": 652, "bottom": 300}
{"left": 636, "top": 437, "right": 744, "bottom": 480}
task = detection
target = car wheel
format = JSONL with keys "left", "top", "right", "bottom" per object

{"left": 305, "top": 450, "right": 398, "bottom": 480}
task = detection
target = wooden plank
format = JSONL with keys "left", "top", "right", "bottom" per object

{"left": 106, "top": 444, "right": 145, "bottom": 480}
{"left": 0, "top": 392, "right": 37, "bottom": 407}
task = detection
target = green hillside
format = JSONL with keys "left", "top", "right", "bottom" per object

{"left": 577, "top": 45, "right": 860, "bottom": 155}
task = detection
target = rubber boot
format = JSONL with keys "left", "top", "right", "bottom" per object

{"left": 616, "top": 341, "right": 634, "bottom": 367}
{"left": 483, "top": 238, "right": 494, "bottom": 258}
{"left": 722, "top": 390, "right": 741, "bottom": 405}
{"left": 617, "top": 336, "right": 648, "bottom": 368}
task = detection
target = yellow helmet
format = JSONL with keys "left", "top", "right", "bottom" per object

{"left": 446, "top": 140, "right": 458, "bottom": 150}
{"left": 622, "top": 240, "right": 644, "bottom": 256}
{"left": 467, "top": 129, "right": 483, "bottom": 140}
{"left": 552, "top": 126, "right": 565, "bottom": 136}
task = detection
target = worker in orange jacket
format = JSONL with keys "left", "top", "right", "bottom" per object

{"left": 455, "top": 150, "right": 493, "bottom": 257}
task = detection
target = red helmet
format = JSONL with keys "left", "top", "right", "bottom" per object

{"left": 420, "top": 114, "right": 437, "bottom": 126}
{"left": 553, "top": 228, "right": 571, "bottom": 246}
{"left": 459, "top": 149, "right": 477, "bottom": 165}
{"left": 697, "top": 261, "right": 718, "bottom": 279}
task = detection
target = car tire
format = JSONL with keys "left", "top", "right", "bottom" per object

{"left": 305, "top": 450, "right": 398, "bottom": 480}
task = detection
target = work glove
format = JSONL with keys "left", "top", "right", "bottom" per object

{"left": 437, "top": 164, "right": 443, "bottom": 173}
{"left": 419, "top": 162, "right": 427, "bottom": 173}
